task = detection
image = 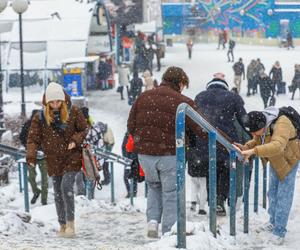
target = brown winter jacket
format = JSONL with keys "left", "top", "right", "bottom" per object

{"left": 127, "top": 82, "right": 207, "bottom": 155}
{"left": 245, "top": 115, "right": 300, "bottom": 180}
{"left": 26, "top": 95, "right": 89, "bottom": 176}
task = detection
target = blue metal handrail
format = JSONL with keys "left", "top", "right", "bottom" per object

{"left": 176, "top": 103, "right": 246, "bottom": 248}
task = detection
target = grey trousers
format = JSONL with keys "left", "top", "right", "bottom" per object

{"left": 52, "top": 171, "right": 78, "bottom": 225}
{"left": 138, "top": 154, "right": 177, "bottom": 234}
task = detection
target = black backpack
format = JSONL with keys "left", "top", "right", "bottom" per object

{"left": 271, "top": 106, "right": 300, "bottom": 140}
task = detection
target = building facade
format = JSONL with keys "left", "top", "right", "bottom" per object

{"left": 161, "top": 0, "right": 300, "bottom": 38}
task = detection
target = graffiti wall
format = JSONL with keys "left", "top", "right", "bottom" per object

{"left": 162, "top": 1, "right": 300, "bottom": 38}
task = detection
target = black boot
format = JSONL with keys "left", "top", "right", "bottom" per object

{"left": 31, "top": 190, "right": 41, "bottom": 204}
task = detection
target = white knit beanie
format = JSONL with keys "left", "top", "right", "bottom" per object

{"left": 45, "top": 82, "right": 65, "bottom": 103}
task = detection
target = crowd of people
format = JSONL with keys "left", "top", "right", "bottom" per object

{"left": 14, "top": 36, "right": 299, "bottom": 247}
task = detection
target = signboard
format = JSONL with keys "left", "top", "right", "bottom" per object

{"left": 63, "top": 68, "right": 83, "bottom": 97}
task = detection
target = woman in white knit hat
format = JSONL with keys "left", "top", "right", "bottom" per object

{"left": 26, "top": 82, "right": 89, "bottom": 237}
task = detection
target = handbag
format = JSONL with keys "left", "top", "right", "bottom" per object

{"left": 288, "top": 85, "right": 294, "bottom": 93}
{"left": 116, "top": 86, "right": 122, "bottom": 93}
{"left": 82, "top": 144, "right": 102, "bottom": 190}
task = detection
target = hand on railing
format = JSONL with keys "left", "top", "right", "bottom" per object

{"left": 233, "top": 143, "right": 255, "bottom": 162}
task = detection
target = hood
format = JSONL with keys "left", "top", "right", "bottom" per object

{"left": 261, "top": 106, "right": 280, "bottom": 143}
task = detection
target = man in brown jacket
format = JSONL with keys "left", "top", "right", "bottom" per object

{"left": 26, "top": 82, "right": 89, "bottom": 237}
{"left": 234, "top": 106, "right": 300, "bottom": 245}
{"left": 127, "top": 66, "right": 206, "bottom": 237}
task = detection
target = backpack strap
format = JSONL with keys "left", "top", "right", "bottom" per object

{"left": 269, "top": 115, "right": 298, "bottom": 141}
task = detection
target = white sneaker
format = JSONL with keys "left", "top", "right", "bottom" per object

{"left": 269, "top": 234, "right": 284, "bottom": 245}
{"left": 147, "top": 220, "right": 158, "bottom": 238}
{"left": 256, "top": 222, "right": 274, "bottom": 233}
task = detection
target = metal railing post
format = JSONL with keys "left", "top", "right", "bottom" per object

{"left": 22, "top": 162, "right": 29, "bottom": 212}
{"left": 144, "top": 182, "right": 148, "bottom": 198}
{"left": 110, "top": 162, "right": 115, "bottom": 204}
{"left": 243, "top": 161, "right": 250, "bottom": 233}
{"left": 263, "top": 164, "right": 267, "bottom": 209}
{"left": 209, "top": 132, "right": 217, "bottom": 237}
{"left": 176, "top": 108, "right": 186, "bottom": 249}
{"left": 18, "top": 161, "right": 23, "bottom": 192}
{"left": 254, "top": 157, "right": 259, "bottom": 213}
{"left": 229, "top": 150, "right": 236, "bottom": 236}
{"left": 130, "top": 178, "right": 134, "bottom": 206}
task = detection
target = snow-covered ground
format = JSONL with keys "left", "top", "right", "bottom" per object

{"left": 0, "top": 43, "right": 300, "bottom": 249}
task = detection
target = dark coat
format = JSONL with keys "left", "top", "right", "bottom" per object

{"left": 187, "top": 81, "right": 247, "bottom": 176}
{"left": 130, "top": 76, "right": 143, "bottom": 97}
{"left": 259, "top": 75, "right": 275, "bottom": 98}
{"left": 269, "top": 67, "right": 282, "bottom": 82}
{"left": 127, "top": 82, "right": 207, "bottom": 156}
{"left": 98, "top": 61, "right": 112, "bottom": 80}
{"left": 26, "top": 95, "right": 89, "bottom": 176}
{"left": 233, "top": 62, "right": 245, "bottom": 76}
{"left": 292, "top": 70, "right": 300, "bottom": 89}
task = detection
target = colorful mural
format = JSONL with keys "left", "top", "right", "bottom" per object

{"left": 162, "top": 1, "right": 300, "bottom": 38}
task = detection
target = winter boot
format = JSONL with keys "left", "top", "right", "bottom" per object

{"left": 30, "top": 190, "right": 41, "bottom": 204}
{"left": 190, "top": 201, "right": 197, "bottom": 211}
{"left": 147, "top": 220, "right": 158, "bottom": 238}
{"left": 64, "top": 221, "right": 75, "bottom": 238}
{"left": 56, "top": 224, "right": 66, "bottom": 237}
{"left": 198, "top": 209, "right": 207, "bottom": 215}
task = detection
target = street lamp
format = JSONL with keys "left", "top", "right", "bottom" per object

{"left": 0, "top": 0, "right": 8, "bottom": 137}
{"left": 12, "top": 0, "right": 28, "bottom": 117}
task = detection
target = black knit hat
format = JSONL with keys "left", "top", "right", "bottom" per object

{"left": 243, "top": 111, "right": 267, "bottom": 133}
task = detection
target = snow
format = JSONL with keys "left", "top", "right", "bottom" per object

{"left": 1, "top": 42, "right": 300, "bottom": 249}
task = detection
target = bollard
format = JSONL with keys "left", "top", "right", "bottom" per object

{"left": 110, "top": 162, "right": 115, "bottom": 204}
{"left": 243, "top": 161, "right": 250, "bottom": 233}
{"left": 176, "top": 108, "right": 186, "bottom": 249}
{"left": 130, "top": 178, "right": 134, "bottom": 206}
{"left": 209, "top": 132, "right": 217, "bottom": 237}
{"left": 254, "top": 157, "right": 259, "bottom": 213}
{"left": 144, "top": 182, "right": 148, "bottom": 198}
{"left": 262, "top": 164, "right": 267, "bottom": 209}
{"left": 18, "top": 161, "right": 23, "bottom": 193}
{"left": 229, "top": 150, "right": 236, "bottom": 236}
{"left": 86, "top": 180, "right": 94, "bottom": 200}
{"left": 22, "top": 162, "right": 29, "bottom": 213}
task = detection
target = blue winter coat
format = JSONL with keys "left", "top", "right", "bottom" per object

{"left": 187, "top": 82, "right": 247, "bottom": 171}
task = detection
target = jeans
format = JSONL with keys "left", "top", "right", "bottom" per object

{"left": 138, "top": 154, "right": 176, "bottom": 234}
{"left": 52, "top": 171, "right": 78, "bottom": 225}
{"left": 268, "top": 162, "right": 299, "bottom": 237}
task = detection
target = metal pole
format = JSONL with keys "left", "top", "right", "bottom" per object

{"left": 22, "top": 162, "right": 29, "bottom": 212}
{"left": 254, "top": 157, "right": 259, "bottom": 213}
{"left": 263, "top": 164, "right": 267, "bottom": 209}
{"left": 209, "top": 132, "right": 217, "bottom": 237}
{"left": 18, "top": 14, "right": 26, "bottom": 117}
{"left": 115, "top": 24, "right": 121, "bottom": 66}
{"left": 243, "top": 161, "right": 250, "bottom": 234}
{"left": 176, "top": 108, "right": 186, "bottom": 248}
{"left": 229, "top": 150, "right": 236, "bottom": 236}
{"left": 18, "top": 161, "right": 23, "bottom": 192}
{"left": 144, "top": 182, "right": 148, "bottom": 198}
{"left": 110, "top": 162, "right": 115, "bottom": 204}
{"left": 0, "top": 34, "right": 6, "bottom": 138}
{"left": 130, "top": 178, "right": 134, "bottom": 206}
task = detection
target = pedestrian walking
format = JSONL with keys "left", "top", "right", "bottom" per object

{"left": 186, "top": 39, "right": 193, "bottom": 59}
{"left": 227, "top": 39, "right": 236, "bottom": 62}
{"left": 26, "top": 82, "right": 89, "bottom": 237}
{"left": 233, "top": 58, "right": 245, "bottom": 93}
{"left": 127, "top": 66, "right": 206, "bottom": 237}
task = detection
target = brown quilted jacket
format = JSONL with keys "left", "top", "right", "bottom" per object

{"left": 26, "top": 95, "right": 89, "bottom": 176}
{"left": 127, "top": 82, "right": 207, "bottom": 156}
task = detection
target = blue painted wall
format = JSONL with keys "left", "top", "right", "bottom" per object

{"left": 162, "top": 1, "right": 300, "bottom": 38}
